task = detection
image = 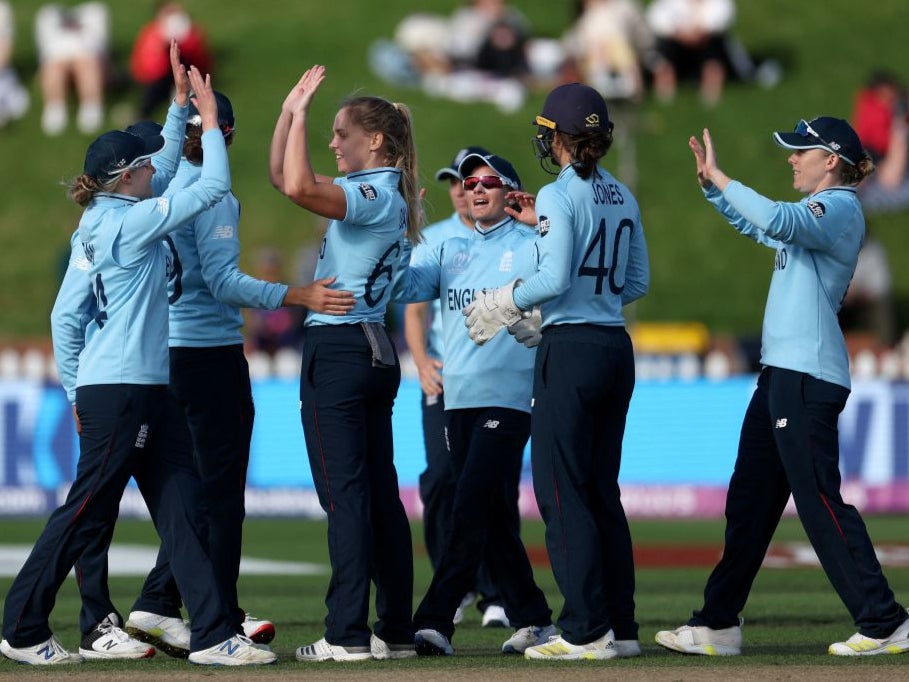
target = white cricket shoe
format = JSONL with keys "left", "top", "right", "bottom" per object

{"left": 241, "top": 613, "right": 276, "bottom": 644}
{"left": 80, "top": 613, "right": 155, "bottom": 660}
{"left": 295, "top": 637, "right": 371, "bottom": 662}
{"left": 524, "top": 630, "right": 618, "bottom": 660}
{"left": 188, "top": 634, "right": 276, "bottom": 665}
{"left": 615, "top": 639, "right": 643, "bottom": 658}
{"left": 370, "top": 634, "right": 417, "bottom": 659}
{"left": 655, "top": 622, "right": 742, "bottom": 656}
{"left": 415, "top": 628, "right": 454, "bottom": 656}
{"left": 502, "top": 624, "right": 556, "bottom": 654}
{"left": 482, "top": 604, "right": 510, "bottom": 628}
{"left": 829, "top": 613, "right": 909, "bottom": 656}
{"left": 125, "top": 610, "right": 191, "bottom": 658}
{"left": 0, "top": 634, "right": 82, "bottom": 665}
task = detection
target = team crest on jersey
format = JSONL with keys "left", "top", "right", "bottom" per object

{"left": 807, "top": 201, "right": 826, "bottom": 218}
{"left": 449, "top": 249, "right": 470, "bottom": 274}
{"left": 538, "top": 216, "right": 550, "bottom": 236}
{"left": 156, "top": 197, "right": 170, "bottom": 215}
{"left": 499, "top": 250, "right": 513, "bottom": 272}
{"left": 212, "top": 225, "right": 234, "bottom": 239}
{"left": 358, "top": 183, "right": 378, "bottom": 201}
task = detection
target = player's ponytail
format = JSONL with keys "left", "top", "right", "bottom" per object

{"left": 560, "top": 130, "right": 614, "bottom": 180}
{"left": 342, "top": 96, "right": 423, "bottom": 244}
{"left": 840, "top": 151, "right": 875, "bottom": 186}
{"left": 67, "top": 173, "right": 118, "bottom": 207}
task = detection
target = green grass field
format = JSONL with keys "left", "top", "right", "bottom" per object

{"left": 1, "top": 516, "right": 907, "bottom": 677}
{"left": 3, "top": 1, "right": 909, "bottom": 340}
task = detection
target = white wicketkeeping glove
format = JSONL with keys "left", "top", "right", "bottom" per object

{"left": 507, "top": 306, "right": 542, "bottom": 348}
{"left": 463, "top": 279, "right": 524, "bottom": 345}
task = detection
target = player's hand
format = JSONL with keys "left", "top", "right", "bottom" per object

{"left": 688, "top": 133, "right": 711, "bottom": 188}
{"left": 507, "top": 306, "right": 542, "bottom": 348}
{"left": 416, "top": 356, "right": 443, "bottom": 397}
{"left": 187, "top": 67, "right": 217, "bottom": 131}
{"left": 171, "top": 40, "right": 189, "bottom": 107}
{"left": 285, "top": 276, "right": 355, "bottom": 314}
{"left": 463, "top": 279, "right": 524, "bottom": 345}
{"left": 505, "top": 190, "right": 537, "bottom": 226}
{"left": 284, "top": 65, "right": 326, "bottom": 117}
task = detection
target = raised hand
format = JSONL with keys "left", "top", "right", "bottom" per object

{"left": 689, "top": 128, "right": 726, "bottom": 190}
{"left": 283, "top": 65, "right": 327, "bottom": 116}
{"left": 170, "top": 40, "right": 189, "bottom": 107}
{"left": 187, "top": 66, "right": 217, "bottom": 131}
{"left": 505, "top": 190, "right": 538, "bottom": 226}
{"left": 688, "top": 134, "right": 710, "bottom": 188}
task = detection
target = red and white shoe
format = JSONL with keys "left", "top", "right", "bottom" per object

{"left": 241, "top": 613, "right": 276, "bottom": 645}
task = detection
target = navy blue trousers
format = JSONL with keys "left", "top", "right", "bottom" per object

{"left": 530, "top": 324, "right": 638, "bottom": 645}
{"left": 692, "top": 367, "right": 907, "bottom": 637}
{"left": 2, "top": 385, "right": 234, "bottom": 651}
{"left": 414, "top": 406, "right": 551, "bottom": 640}
{"left": 76, "top": 345, "right": 253, "bottom": 635}
{"left": 300, "top": 325, "right": 414, "bottom": 647}
{"left": 418, "top": 392, "right": 501, "bottom": 611}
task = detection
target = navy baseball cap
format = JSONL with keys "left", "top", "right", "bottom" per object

{"left": 773, "top": 117, "right": 863, "bottom": 166}
{"left": 535, "top": 82, "right": 612, "bottom": 135}
{"left": 434, "top": 145, "right": 490, "bottom": 181}
{"left": 188, "top": 90, "right": 235, "bottom": 134}
{"left": 83, "top": 129, "right": 165, "bottom": 180}
{"left": 458, "top": 151, "right": 522, "bottom": 190}
{"left": 124, "top": 120, "right": 163, "bottom": 140}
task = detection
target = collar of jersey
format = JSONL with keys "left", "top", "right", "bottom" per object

{"left": 94, "top": 192, "right": 140, "bottom": 204}
{"left": 807, "top": 185, "right": 857, "bottom": 199}
{"left": 345, "top": 166, "right": 401, "bottom": 184}
{"left": 473, "top": 215, "right": 515, "bottom": 239}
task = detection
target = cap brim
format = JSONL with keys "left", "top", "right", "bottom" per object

{"left": 773, "top": 131, "right": 831, "bottom": 154}
{"left": 435, "top": 168, "right": 460, "bottom": 182}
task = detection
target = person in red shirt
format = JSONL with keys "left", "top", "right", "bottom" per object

{"left": 130, "top": 2, "right": 212, "bottom": 117}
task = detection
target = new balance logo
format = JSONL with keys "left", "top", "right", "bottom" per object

{"left": 219, "top": 638, "right": 240, "bottom": 655}
{"left": 102, "top": 640, "right": 117, "bottom": 650}
{"left": 775, "top": 418, "right": 788, "bottom": 428}
{"left": 483, "top": 420, "right": 500, "bottom": 429}
{"left": 37, "top": 644, "right": 55, "bottom": 660}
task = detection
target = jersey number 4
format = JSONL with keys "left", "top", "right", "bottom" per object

{"left": 578, "top": 217, "right": 633, "bottom": 295}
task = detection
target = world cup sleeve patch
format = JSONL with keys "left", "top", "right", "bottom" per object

{"left": 807, "top": 201, "right": 826, "bottom": 218}
{"left": 538, "top": 215, "right": 550, "bottom": 236}
{"left": 358, "top": 183, "right": 378, "bottom": 201}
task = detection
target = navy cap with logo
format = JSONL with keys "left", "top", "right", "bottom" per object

{"left": 458, "top": 151, "right": 522, "bottom": 190}
{"left": 535, "top": 82, "right": 613, "bottom": 136}
{"left": 187, "top": 90, "right": 235, "bottom": 135}
{"left": 773, "top": 116, "right": 863, "bottom": 166}
{"left": 435, "top": 145, "right": 490, "bottom": 182}
{"left": 83, "top": 129, "right": 166, "bottom": 180}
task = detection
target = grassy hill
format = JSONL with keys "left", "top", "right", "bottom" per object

{"left": 3, "top": 0, "right": 909, "bottom": 340}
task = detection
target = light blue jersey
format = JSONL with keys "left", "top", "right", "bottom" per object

{"left": 512, "top": 165, "right": 649, "bottom": 327}
{"left": 411, "top": 212, "right": 473, "bottom": 360}
{"left": 705, "top": 181, "right": 864, "bottom": 389}
{"left": 165, "top": 161, "right": 288, "bottom": 347}
{"left": 397, "top": 217, "right": 538, "bottom": 413}
{"left": 307, "top": 168, "right": 409, "bottom": 326}
{"left": 50, "top": 232, "right": 95, "bottom": 402}
{"left": 51, "top": 100, "right": 190, "bottom": 401}
{"left": 75, "top": 129, "right": 230, "bottom": 388}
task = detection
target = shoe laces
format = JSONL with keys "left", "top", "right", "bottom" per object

{"left": 98, "top": 621, "right": 131, "bottom": 643}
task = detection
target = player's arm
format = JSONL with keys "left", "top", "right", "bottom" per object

{"left": 50, "top": 236, "right": 95, "bottom": 404}
{"left": 279, "top": 65, "right": 347, "bottom": 220}
{"left": 404, "top": 302, "right": 443, "bottom": 397}
{"left": 622, "top": 208, "right": 650, "bottom": 306}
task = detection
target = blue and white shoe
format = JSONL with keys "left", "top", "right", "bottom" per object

{"left": 0, "top": 634, "right": 82, "bottom": 665}
{"left": 188, "top": 634, "right": 277, "bottom": 666}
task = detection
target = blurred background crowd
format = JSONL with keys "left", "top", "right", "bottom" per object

{"left": 1, "top": 0, "right": 908, "bottom": 384}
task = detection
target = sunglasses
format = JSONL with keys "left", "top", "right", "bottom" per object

{"left": 796, "top": 118, "right": 840, "bottom": 150}
{"left": 463, "top": 175, "right": 505, "bottom": 191}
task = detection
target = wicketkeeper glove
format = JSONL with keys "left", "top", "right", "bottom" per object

{"left": 463, "top": 279, "right": 524, "bottom": 345}
{"left": 507, "top": 306, "right": 542, "bottom": 348}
